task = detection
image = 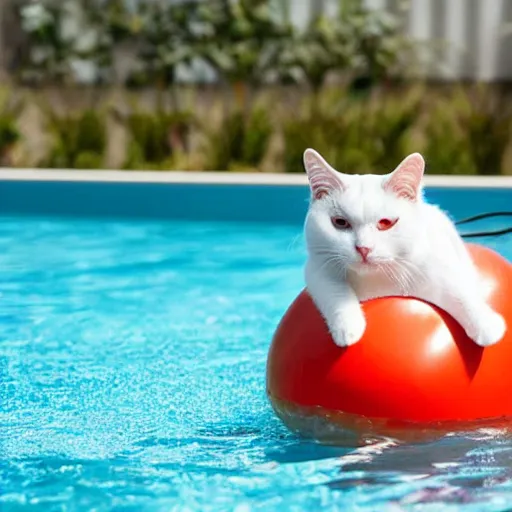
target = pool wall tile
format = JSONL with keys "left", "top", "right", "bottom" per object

{"left": 0, "top": 180, "right": 510, "bottom": 224}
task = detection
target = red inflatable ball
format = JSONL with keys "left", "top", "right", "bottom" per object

{"left": 266, "top": 244, "right": 512, "bottom": 443}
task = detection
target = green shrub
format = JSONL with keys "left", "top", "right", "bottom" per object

{"left": 361, "top": 91, "right": 422, "bottom": 170}
{"left": 2, "top": 83, "right": 510, "bottom": 175}
{"left": 112, "top": 100, "right": 194, "bottom": 170}
{"left": 420, "top": 97, "right": 476, "bottom": 175}
{"left": 203, "top": 106, "right": 272, "bottom": 171}
{"left": 203, "top": 111, "right": 244, "bottom": 171}
{"left": 39, "top": 106, "right": 106, "bottom": 169}
{"left": 0, "top": 88, "right": 24, "bottom": 166}
{"left": 0, "top": 116, "right": 21, "bottom": 149}
{"left": 420, "top": 86, "right": 511, "bottom": 175}
{"left": 243, "top": 107, "right": 273, "bottom": 166}
{"left": 282, "top": 111, "right": 349, "bottom": 173}
{"left": 455, "top": 86, "right": 511, "bottom": 175}
{"left": 282, "top": 88, "right": 420, "bottom": 173}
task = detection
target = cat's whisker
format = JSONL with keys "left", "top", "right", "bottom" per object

{"left": 378, "top": 263, "right": 398, "bottom": 289}
{"left": 383, "top": 262, "right": 412, "bottom": 294}
{"left": 317, "top": 255, "right": 346, "bottom": 275}
{"left": 399, "top": 264, "right": 416, "bottom": 292}
{"left": 393, "top": 262, "right": 412, "bottom": 287}
{"left": 287, "top": 233, "right": 304, "bottom": 253}
{"left": 396, "top": 258, "right": 428, "bottom": 288}
{"left": 384, "top": 264, "right": 407, "bottom": 294}
{"left": 309, "top": 244, "right": 346, "bottom": 256}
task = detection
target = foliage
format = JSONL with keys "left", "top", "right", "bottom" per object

{"left": 112, "top": 99, "right": 195, "bottom": 169}
{"left": 39, "top": 105, "right": 107, "bottom": 169}
{"left": 18, "top": 1, "right": 77, "bottom": 84}
{"left": 454, "top": 86, "right": 512, "bottom": 175}
{"left": 282, "top": 88, "right": 420, "bottom": 173}
{"left": 18, "top": 0, "right": 131, "bottom": 85}
{"left": 339, "top": 0, "right": 416, "bottom": 91}
{"left": 193, "top": 0, "right": 292, "bottom": 86}
{"left": 277, "top": 14, "right": 354, "bottom": 93}
{"left": 276, "top": 0, "right": 416, "bottom": 95}
{"left": 0, "top": 89, "right": 24, "bottom": 164}
{"left": 420, "top": 86, "right": 512, "bottom": 175}
{"left": 124, "top": 1, "right": 200, "bottom": 90}
{"left": 420, "top": 96, "right": 477, "bottom": 175}
{"left": 13, "top": 0, "right": 420, "bottom": 96}
{"left": 86, "top": 0, "right": 136, "bottom": 44}
{"left": 359, "top": 90, "right": 422, "bottom": 170}
{"left": 0, "top": 83, "right": 511, "bottom": 175}
{"left": 203, "top": 105, "right": 273, "bottom": 171}
{"left": 282, "top": 85, "right": 512, "bottom": 175}
{"left": 243, "top": 107, "right": 273, "bottom": 166}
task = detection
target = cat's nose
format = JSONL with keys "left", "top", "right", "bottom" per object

{"left": 355, "top": 246, "right": 371, "bottom": 261}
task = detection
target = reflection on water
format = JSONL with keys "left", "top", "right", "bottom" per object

{"left": 1, "top": 216, "right": 512, "bottom": 510}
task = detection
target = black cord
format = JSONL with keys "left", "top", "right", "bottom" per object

{"left": 454, "top": 211, "right": 512, "bottom": 238}
{"left": 455, "top": 211, "right": 512, "bottom": 226}
{"left": 460, "top": 227, "right": 512, "bottom": 238}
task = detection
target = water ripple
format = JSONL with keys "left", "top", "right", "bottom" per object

{"left": 1, "top": 216, "right": 512, "bottom": 510}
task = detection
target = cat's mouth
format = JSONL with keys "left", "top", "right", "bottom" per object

{"left": 352, "top": 260, "right": 377, "bottom": 272}
{"left": 351, "top": 258, "right": 386, "bottom": 273}
{"left": 352, "top": 258, "right": 394, "bottom": 275}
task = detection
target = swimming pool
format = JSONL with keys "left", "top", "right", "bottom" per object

{"left": 2, "top": 175, "right": 512, "bottom": 511}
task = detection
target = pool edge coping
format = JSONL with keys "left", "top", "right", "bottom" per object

{"left": 1, "top": 168, "right": 512, "bottom": 188}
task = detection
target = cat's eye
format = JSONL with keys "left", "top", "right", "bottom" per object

{"left": 332, "top": 217, "right": 351, "bottom": 229}
{"left": 377, "top": 218, "right": 398, "bottom": 231}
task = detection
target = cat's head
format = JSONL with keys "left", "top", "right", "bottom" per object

{"left": 303, "top": 148, "right": 426, "bottom": 272}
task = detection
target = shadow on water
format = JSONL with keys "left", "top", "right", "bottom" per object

{"left": 4, "top": 425, "right": 512, "bottom": 510}
{"left": 264, "top": 424, "right": 512, "bottom": 507}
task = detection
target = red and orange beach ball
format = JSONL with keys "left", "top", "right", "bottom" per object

{"left": 266, "top": 244, "right": 512, "bottom": 443}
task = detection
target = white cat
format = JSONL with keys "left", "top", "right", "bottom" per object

{"left": 303, "top": 148, "right": 506, "bottom": 348}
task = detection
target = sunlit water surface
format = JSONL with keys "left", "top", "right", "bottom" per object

{"left": 2, "top": 215, "right": 512, "bottom": 511}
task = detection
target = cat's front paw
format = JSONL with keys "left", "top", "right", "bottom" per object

{"left": 472, "top": 308, "right": 506, "bottom": 347}
{"left": 330, "top": 306, "right": 366, "bottom": 348}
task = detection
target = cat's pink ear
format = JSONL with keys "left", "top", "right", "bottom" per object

{"left": 303, "top": 148, "right": 345, "bottom": 200}
{"left": 383, "top": 153, "right": 425, "bottom": 201}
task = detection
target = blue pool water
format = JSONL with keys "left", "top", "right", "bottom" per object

{"left": 2, "top": 215, "right": 512, "bottom": 511}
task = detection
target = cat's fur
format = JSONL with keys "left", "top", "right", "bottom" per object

{"left": 303, "top": 148, "right": 506, "bottom": 348}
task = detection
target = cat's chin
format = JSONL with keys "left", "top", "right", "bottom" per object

{"left": 350, "top": 262, "right": 380, "bottom": 275}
